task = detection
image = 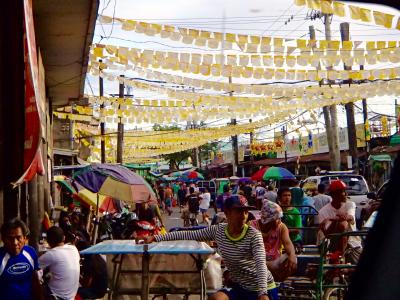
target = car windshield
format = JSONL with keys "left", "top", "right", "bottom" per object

{"left": 320, "top": 175, "right": 369, "bottom": 195}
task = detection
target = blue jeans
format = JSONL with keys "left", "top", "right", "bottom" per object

{"left": 220, "top": 282, "right": 279, "bottom": 300}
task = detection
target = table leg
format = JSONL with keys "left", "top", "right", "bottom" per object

{"left": 141, "top": 245, "right": 150, "bottom": 300}
{"left": 111, "top": 254, "right": 124, "bottom": 300}
{"left": 108, "top": 254, "right": 119, "bottom": 299}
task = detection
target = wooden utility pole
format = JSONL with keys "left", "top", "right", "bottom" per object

{"left": 99, "top": 60, "right": 106, "bottom": 163}
{"left": 309, "top": 24, "right": 333, "bottom": 161}
{"left": 340, "top": 22, "right": 358, "bottom": 172}
{"left": 323, "top": 14, "right": 341, "bottom": 170}
{"left": 361, "top": 65, "right": 370, "bottom": 180}
{"left": 283, "top": 125, "right": 288, "bottom": 169}
{"left": 395, "top": 98, "right": 398, "bottom": 133}
{"left": 117, "top": 75, "right": 124, "bottom": 164}
{"left": 249, "top": 119, "right": 254, "bottom": 164}
{"left": 229, "top": 76, "right": 239, "bottom": 176}
{"left": 191, "top": 121, "right": 200, "bottom": 167}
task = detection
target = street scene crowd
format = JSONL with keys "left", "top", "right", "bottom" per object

{"left": 1, "top": 173, "right": 377, "bottom": 299}
{"left": 1, "top": 0, "right": 399, "bottom": 299}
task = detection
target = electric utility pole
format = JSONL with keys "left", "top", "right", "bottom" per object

{"left": 361, "top": 65, "right": 370, "bottom": 181}
{"left": 309, "top": 24, "right": 339, "bottom": 171}
{"left": 309, "top": 25, "right": 334, "bottom": 166}
{"left": 117, "top": 75, "right": 125, "bottom": 164}
{"left": 229, "top": 76, "right": 239, "bottom": 176}
{"left": 191, "top": 121, "right": 200, "bottom": 167}
{"left": 99, "top": 60, "right": 106, "bottom": 163}
{"left": 340, "top": 22, "right": 358, "bottom": 172}
{"left": 249, "top": 119, "right": 254, "bottom": 165}
{"left": 321, "top": 14, "right": 341, "bottom": 170}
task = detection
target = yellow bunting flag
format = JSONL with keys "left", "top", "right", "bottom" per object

{"left": 332, "top": 2, "right": 346, "bottom": 17}
{"left": 320, "top": 0, "right": 333, "bottom": 14}
{"left": 373, "top": 11, "right": 394, "bottom": 29}
{"left": 359, "top": 8, "right": 372, "bottom": 22}
{"left": 349, "top": 5, "right": 361, "bottom": 20}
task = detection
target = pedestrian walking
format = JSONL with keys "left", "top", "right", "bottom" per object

{"left": 199, "top": 187, "right": 211, "bottom": 224}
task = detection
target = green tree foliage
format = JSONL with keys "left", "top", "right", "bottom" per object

{"left": 153, "top": 124, "right": 191, "bottom": 169}
{"left": 153, "top": 124, "right": 219, "bottom": 169}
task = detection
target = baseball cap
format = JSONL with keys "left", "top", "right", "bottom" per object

{"left": 329, "top": 180, "right": 347, "bottom": 193}
{"left": 224, "top": 195, "right": 256, "bottom": 211}
{"left": 260, "top": 200, "right": 283, "bottom": 224}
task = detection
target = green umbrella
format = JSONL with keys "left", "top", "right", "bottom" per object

{"left": 54, "top": 175, "right": 76, "bottom": 194}
{"left": 262, "top": 166, "right": 295, "bottom": 180}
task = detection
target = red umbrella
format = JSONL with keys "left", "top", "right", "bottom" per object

{"left": 185, "top": 171, "right": 204, "bottom": 179}
{"left": 99, "top": 197, "right": 120, "bottom": 214}
{"left": 251, "top": 166, "right": 269, "bottom": 181}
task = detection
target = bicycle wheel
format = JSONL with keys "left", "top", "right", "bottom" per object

{"left": 323, "top": 287, "right": 346, "bottom": 300}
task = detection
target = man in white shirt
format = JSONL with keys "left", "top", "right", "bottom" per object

{"left": 313, "top": 183, "right": 332, "bottom": 212}
{"left": 199, "top": 187, "right": 211, "bottom": 224}
{"left": 318, "top": 180, "right": 362, "bottom": 264}
{"left": 39, "top": 226, "right": 80, "bottom": 300}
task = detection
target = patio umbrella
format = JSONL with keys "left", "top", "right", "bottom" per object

{"left": 99, "top": 198, "right": 121, "bottom": 214}
{"left": 73, "top": 181, "right": 112, "bottom": 209}
{"left": 54, "top": 175, "right": 76, "bottom": 195}
{"left": 176, "top": 176, "right": 196, "bottom": 183}
{"left": 169, "top": 168, "right": 196, "bottom": 177}
{"left": 262, "top": 166, "right": 295, "bottom": 180}
{"left": 184, "top": 171, "right": 204, "bottom": 180}
{"left": 238, "top": 177, "right": 252, "bottom": 184}
{"left": 251, "top": 166, "right": 269, "bottom": 181}
{"left": 73, "top": 164, "right": 156, "bottom": 243}
{"left": 161, "top": 175, "right": 177, "bottom": 182}
{"left": 169, "top": 171, "right": 182, "bottom": 177}
{"left": 73, "top": 163, "right": 156, "bottom": 205}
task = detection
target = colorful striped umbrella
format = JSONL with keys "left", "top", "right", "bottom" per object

{"left": 184, "top": 171, "right": 204, "bottom": 180}
{"left": 73, "top": 181, "right": 111, "bottom": 209}
{"left": 54, "top": 175, "right": 76, "bottom": 194}
{"left": 55, "top": 175, "right": 113, "bottom": 210}
{"left": 262, "top": 166, "right": 295, "bottom": 180}
{"left": 251, "top": 167, "right": 269, "bottom": 181}
{"left": 73, "top": 163, "right": 156, "bottom": 206}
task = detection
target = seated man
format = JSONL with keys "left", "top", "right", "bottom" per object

{"left": 312, "top": 184, "right": 332, "bottom": 213}
{"left": 76, "top": 241, "right": 108, "bottom": 299}
{"left": 39, "top": 226, "right": 80, "bottom": 300}
{"left": 318, "top": 180, "right": 362, "bottom": 264}
{"left": 301, "top": 183, "right": 317, "bottom": 226}
{"left": 278, "top": 187, "right": 303, "bottom": 249}
{"left": 0, "top": 218, "right": 41, "bottom": 300}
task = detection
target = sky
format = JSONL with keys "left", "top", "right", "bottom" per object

{"left": 84, "top": 0, "right": 400, "bottom": 145}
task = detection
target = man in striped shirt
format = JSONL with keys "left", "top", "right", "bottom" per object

{"left": 146, "top": 195, "right": 278, "bottom": 300}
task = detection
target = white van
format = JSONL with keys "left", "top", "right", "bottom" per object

{"left": 303, "top": 173, "right": 370, "bottom": 224}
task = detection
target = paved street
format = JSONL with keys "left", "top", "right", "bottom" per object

{"left": 161, "top": 206, "right": 215, "bottom": 231}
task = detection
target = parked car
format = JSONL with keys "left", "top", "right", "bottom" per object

{"left": 360, "top": 180, "right": 388, "bottom": 228}
{"left": 303, "top": 172, "right": 370, "bottom": 227}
